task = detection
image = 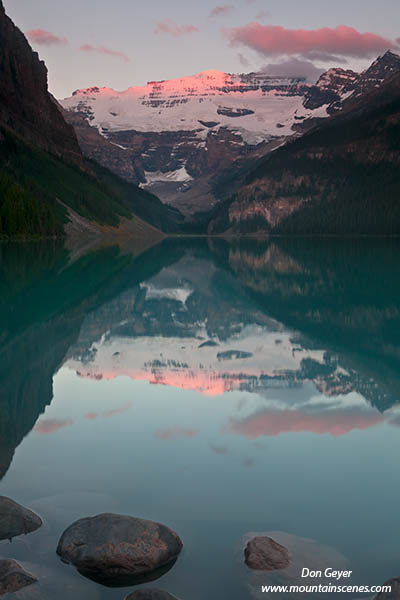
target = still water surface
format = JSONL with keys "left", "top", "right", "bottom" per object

{"left": 0, "top": 238, "right": 399, "bottom": 599}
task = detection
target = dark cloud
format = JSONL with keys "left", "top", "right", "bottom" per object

{"left": 258, "top": 57, "right": 325, "bottom": 82}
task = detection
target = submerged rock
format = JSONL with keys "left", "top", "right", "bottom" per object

{"left": 56, "top": 513, "right": 183, "bottom": 587}
{"left": 375, "top": 577, "right": 400, "bottom": 599}
{"left": 0, "top": 497, "right": 42, "bottom": 541}
{"left": 0, "top": 560, "right": 37, "bottom": 595}
{"left": 126, "top": 589, "right": 179, "bottom": 600}
{"left": 240, "top": 531, "right": 350, "bottom": 599}
{"left": 244, "top": 536, "right": 290, "bottom": 571}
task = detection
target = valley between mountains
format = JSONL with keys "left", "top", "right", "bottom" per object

{"left": 1, "top": 0, "right": 400, "bottom": 239}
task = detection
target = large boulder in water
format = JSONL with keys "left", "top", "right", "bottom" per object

{"left": 245, "top": 536, "right": 290, "bottom": 570}
{"left": 56, "top": 513, "right": 183, "bottom": 586}
{"left": 126, "top": 590, "right": 180, "bottom": 600}
{"left": 0, "top": 560, "right": 37, "bottom": 595}
{"left": 0, "top": 497, "right": 42, "bottom": 541}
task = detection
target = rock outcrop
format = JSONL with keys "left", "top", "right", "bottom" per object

{"left": 0, "top": 496, "right": 42, "bottom": 541}
{"left": 56, "top": 513, "right": 183, "bottom": 585}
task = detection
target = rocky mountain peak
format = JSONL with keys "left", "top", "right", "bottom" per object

{"left": 303, "top": 67, "right": 359, "bottom": 111}
{"left": 366, "top": 50, "right": 400, "bottom": 74}
{"left": 347, "top": 50, "right": 400, "bottom": 101}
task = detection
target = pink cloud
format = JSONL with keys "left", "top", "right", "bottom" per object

{"left": 225, "top": 409, "right": 384, "bottom": 438}
{"left": 154, "top": 20, "right": 199, "bottom": 37}
{"left": 209, "top": 5, "right": 234, "bottom": 18}
{"left": 34, "top": 419, "right": 74, "bottom": 434}
{"left": 155, "top": 427, "right": 198, "bottom": 440}
{"left": 85, "top": 402, "right": 132, "bottom": 420}
{"left": 223, "top": 23, "right": 397, "bottom": 59}
{"left": 26, "top": 29, "right": 68, "bottom": 46}
{"left": 80, "top": 44, "right": 129, "bottom": 62}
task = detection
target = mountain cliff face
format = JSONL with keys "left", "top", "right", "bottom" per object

{"left": 0, "top": 0, "right": 82, "bottom": 166}
{"left": 207, "top": 54, "right": 400, "bottom": 235}
{"left": 0, "top": 0, "right": 184, "bottom": 238}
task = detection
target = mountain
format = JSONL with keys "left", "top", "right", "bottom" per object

{"left": 0, "top": 0, "right": 183, "bottom": 238}
{"left": 60, "top": 71, "right": 321, "bottom": 213}
{"left": 61, "top": 54, "right": 400, "bottom": 215}
{"left": 206, "top": 52, "right": 400, "bottom": 235}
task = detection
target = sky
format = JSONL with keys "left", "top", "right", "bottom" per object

{"left": 4, "top": 0, "right": 400, "bottom": 99}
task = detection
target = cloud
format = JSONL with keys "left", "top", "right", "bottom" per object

{"left": 224, "top": 409, "right": 384, "bottom": 438}
{"left": 26, "top": 29, "right": 68, "bottom": 46}
{"left": 255, "top": 10, "right": 270, "bottom": 21}
{"left": 259, "top": 57, "right": 325, "bottom": 82}
{"left": 34, "top": 419, "right": 74, "bottom": 434}
{"left": 85, "top": 402, "right": 132, "bottom": 420}
{"left": 155, "top": 427, "right": 198, "bottom": 440}
{"left": 80, "top": 44, "right": 130, "bottom": 62}
{"left": 209, "top": 5, "right": 234, "bottom": 18}
{"left": 154, "top": 20, "right": 199, "bottom": 37}
{"left": 237, "top": 52, "right": 250, "bottom": 68}
{"left": 223, "top": 23, "right": 397, "bottom": 60}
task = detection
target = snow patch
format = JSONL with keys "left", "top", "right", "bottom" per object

{"left": 144, "top": 166, "right": 193, "bottom": 184}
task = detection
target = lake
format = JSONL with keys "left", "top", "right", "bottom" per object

{"left": 0, "top": 237, "right": 399, "bottom": 599}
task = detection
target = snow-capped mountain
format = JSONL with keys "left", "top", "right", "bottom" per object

{"left": 62, "top": 70, "right": 315, "bottom": 140}
{"left": 60, "top": 52, "right": 400, "bottom": 214}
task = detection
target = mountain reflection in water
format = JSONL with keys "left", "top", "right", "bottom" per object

{"left": 1, "top": 237, "right": 400, "bottom": 482}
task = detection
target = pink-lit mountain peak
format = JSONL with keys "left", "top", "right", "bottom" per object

{"left": 72, "top": 69, "right": 246, "bottom": 98}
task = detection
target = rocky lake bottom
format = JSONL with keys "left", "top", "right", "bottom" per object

{"left": 0, "top": 237, "right": 399, "bottom": 599}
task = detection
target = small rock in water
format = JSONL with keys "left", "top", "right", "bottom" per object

{"left": 0, "top": 559, "right": 37, "bottom": 595}
{"left": 244, "top": 536, "right": 290, "bottom": 571}
{"left": 126, "top": 589, "right": 179, "bottom": 600}
{"left": 56, "top": 513, "right": 183, "bottom": 587}
{"left": 375, "top": 577, "right": 400, "bottom": 599}
{"left": 0, "top": 497, "right": 42, "bottom": 541}
{"left": 240, "top": 531, "right": 350, "bottom": 599}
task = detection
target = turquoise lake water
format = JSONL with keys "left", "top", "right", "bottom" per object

{"left": 0, "top": 238, "right": 399, "bottom": 599}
